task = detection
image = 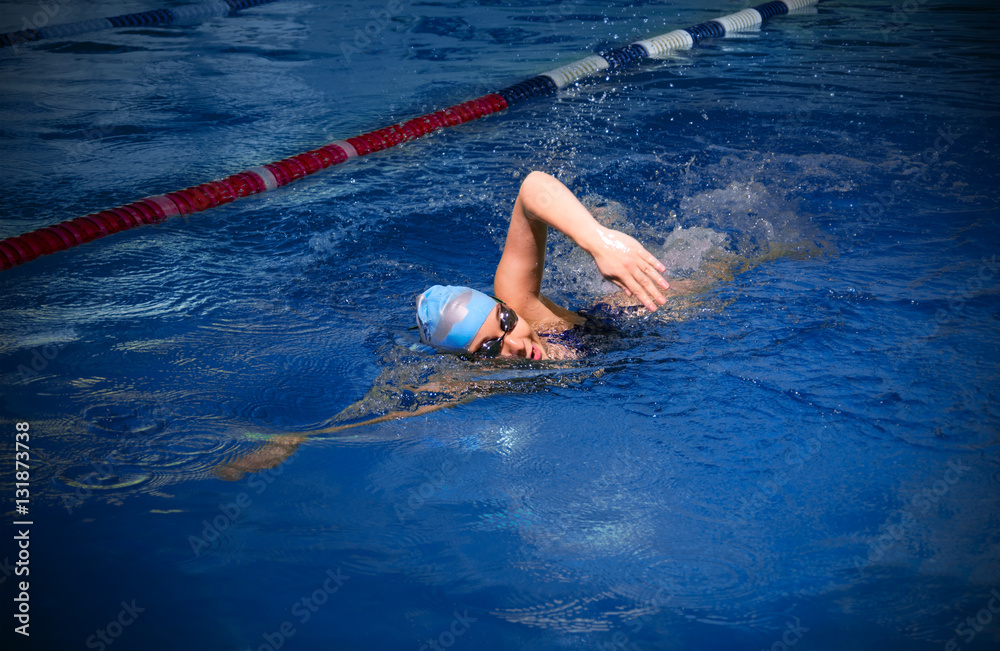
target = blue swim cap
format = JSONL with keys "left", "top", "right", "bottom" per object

{"left": 416, "top": 285, "right": 497, "bottom": 354}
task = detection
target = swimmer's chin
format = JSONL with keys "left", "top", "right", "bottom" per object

{"left": 539, "top": 342, "right": 577, "bottom": 361}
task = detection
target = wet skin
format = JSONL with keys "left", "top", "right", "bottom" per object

{"left": 468, "top": 304, "right": 548, "bottom": 360}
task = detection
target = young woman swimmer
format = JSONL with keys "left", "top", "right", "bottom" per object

{"left": 415, "top": 171, "right": 671, "bottom": 361}
{"left": 214, "top": 172, "right": 675, "bottom": 480}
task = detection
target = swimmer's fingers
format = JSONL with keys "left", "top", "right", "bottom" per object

{"left": 617, "top": 245, "right": 669, "bottom": 311}
{"left": 622, "top": 265, "right": 668, "bottom": 311}
{"left": 638, "top": 249, "right": 670, "bottom": 292}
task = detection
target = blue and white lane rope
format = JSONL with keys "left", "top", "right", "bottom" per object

{"left": 0, "top": 0, "right": 819, "bottom": 271}
{"left": 0, "top": 0, "right": 283, "bottom": 48}
{"left": 505, "top": 0, "right": 817, "bottom": 102}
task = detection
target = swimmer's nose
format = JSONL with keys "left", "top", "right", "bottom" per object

{"left": 512, "top": 337, "right": 531, "bottom": 358}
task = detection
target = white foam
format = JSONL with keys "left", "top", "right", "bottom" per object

{"left": 678, "top": 180, "right": 803, "bottom": 257}
{"left": 656, "top": 226, "right": 731, "bottom": 276}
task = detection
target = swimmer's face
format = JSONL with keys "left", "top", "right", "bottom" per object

{"left": 469, "top": 303, "right": 547, "bottom": 361}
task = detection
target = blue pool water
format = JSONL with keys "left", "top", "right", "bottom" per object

{"left": 1, "top": 1, "right": 998, "bottom": 649}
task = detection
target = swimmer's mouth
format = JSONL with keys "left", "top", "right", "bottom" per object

{"left": 530, "top": 345, "right": 542, "bottom": 361}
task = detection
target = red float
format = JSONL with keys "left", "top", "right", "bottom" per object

{"left": 0, "top": 90, "right": 512, "bottom": 270}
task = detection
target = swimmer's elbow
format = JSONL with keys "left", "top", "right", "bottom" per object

{"left": 523, "top": 170, "right": 551, "bottom": 186}
{"left": 519, "top": 171, "right": 558, "bottom": 217}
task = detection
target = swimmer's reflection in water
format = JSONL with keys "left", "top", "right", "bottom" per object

{"left": 217, "top": 171, "right": 727, "bottom": 480}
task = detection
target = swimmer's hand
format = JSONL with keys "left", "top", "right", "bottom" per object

{"left": 588, "top": 225, "right": 670, "bottom": 311}
{"left": 214, "top": 433, "right": 306, "bottom": 481}
{"left": 499, "top": 171, "right": 669, "bottom": 315}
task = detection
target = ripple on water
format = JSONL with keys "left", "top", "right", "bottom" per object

{"left": 659, "top": 475, "right": 749, "bottom": 528}
{"left": 484, "top": 542, "right": 767, "bottom": 633}
{"left": 54, "top": 402, "right": 247, "bottom": 501}
{"left": 490, "top": 593, "right": 618, "bottom": 633}
{"left": 636, "top": 543, "right": 763, "bottom": 612}
{"left": 486, "top": 547, "right": 646, "bottom": 632}
{"left": 140, "top": 428, "right": 243, "bottom": 474}
{"left": 84, "top": 403, "right": 167, "bottom": 438}
{"left": 58, "top": 464, "right": 153, "bottom": 492}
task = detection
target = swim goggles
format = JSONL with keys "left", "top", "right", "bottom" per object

{"left": 474, "top": 302, "right": 518, "bottom": 358}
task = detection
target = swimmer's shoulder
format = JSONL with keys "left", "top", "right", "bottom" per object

{"left": 537, "top": 294, "right": 586, "bottom": 328}
{"left": 504, "top": 292, "right": 585, "bottom": 333}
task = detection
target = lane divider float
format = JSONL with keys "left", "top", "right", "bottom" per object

{"left": 0, "top": 0, "right": 818, "bottom": 272}
{"left": 0, "top": 0, "right": 283, "bottom": 48}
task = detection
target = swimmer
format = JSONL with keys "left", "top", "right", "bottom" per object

{"left": 216, "top": 172, "right": 680, "bottom": 480}
{"left": 416, "top": 171, "right": 671, "bottom": 361}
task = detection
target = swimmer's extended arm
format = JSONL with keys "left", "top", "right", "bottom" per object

{"left": 212, "top": 400, "right": 462, "bottom": 481}
{"left": 213, "top": 378, "right": 480, "bottom": 481}
{"left": 494, "top": 171, "right": 670, "bottom": 316}
{"left": 213, "top": 401, "right": 466, "bottom": 481}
